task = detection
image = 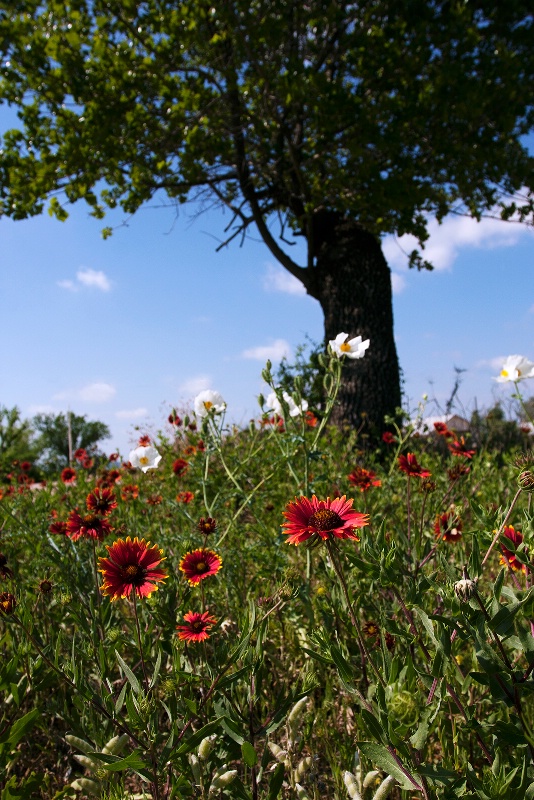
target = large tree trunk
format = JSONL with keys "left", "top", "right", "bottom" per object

{"left": 303, "top": 216, "right": 401, "bottom": 434}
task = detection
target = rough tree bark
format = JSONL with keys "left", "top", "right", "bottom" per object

{"left": 302, "top": 215, "right": 401, "bottom": 433}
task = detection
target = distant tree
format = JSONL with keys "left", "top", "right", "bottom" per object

{"left": 32, "top": 412, "right": 110, "bottom": 473}
{"left": 0, "top": 406, "right": 36, "bottom": 476}
{"left": 1, "top": 2, "right": 533, "bottom": 431}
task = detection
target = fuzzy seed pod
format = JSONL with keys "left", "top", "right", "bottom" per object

{"left": 73, "top": 754, "right": 98, "bottom": 770}
{"left": 372, "top": 775, "right": 395, "bottom": 800}
{"left": 189, "top": 753, "right": 201, "bottom": 784}
{"left": 343, "top": 770, "right": 362, "bottom": 799}
{"left": 287, "top": 696, "right": 308, "bottom": 731}
{"left": 268, "top": 742, "right": 288, "bottom": 762}
{"left": 71, "top": 777, "right": 100, "bottom": 794}
{"left": 198, "top": 733, "right": 217, "bottom": 760}
{"left": 209, "top": 769, "right": 237, "bottom": 793}
{"left": 295, "top": 783, "right": 310, "bottom": 800}
{"left": 295, "top": 756, "right": 313, "bottom": 780}
{"left": 65, "top": 734, "right": 94, "bottom": 755}
{"left": 102, "top": 734, "right": 129, "bottom": 755}
{"left": 362, "top": 770, "right": 380, "bottom": 789}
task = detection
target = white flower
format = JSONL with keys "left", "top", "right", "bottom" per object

{"left": 494, "top": 355, "right": 534, "bottom": 383}
{"left": 329, "top": 332, "right": 370, "bottom": 359}
{"left": 266, "top": 390, "right": 308, "bottom": 418}
{"left": 129, "top": 445, "right": 162, "bottom": 473}
{"left": 194, "top": 389, "right": 226, "bottom": 417}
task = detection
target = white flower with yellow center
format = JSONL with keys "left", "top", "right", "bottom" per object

{"left": 129, "top": 445, "right": 162, "bottom": 473}
{"left": 495, "top": 355, "right": 534, "bottom": 383}
{"left": 266, "top": 390, "right": 308, "bottom": 418}
{"left": 194, "top": 389, "right": 226, "bottom": 418}
{"left": 329, "top": 332, "right": 370, "bottom": 359}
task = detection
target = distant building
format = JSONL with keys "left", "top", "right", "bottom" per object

{"left": 413, "top": 414, "right": 470, "bottom": 435}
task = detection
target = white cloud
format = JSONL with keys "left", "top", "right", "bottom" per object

{"left": 77, "top": 268, "right": 112, "bottom": 291}
{"left": 27, "top": 404, "right": 56, "bottom": 415}
{"left": 383, "top": 214, "right": 532, "bottom": 272}
{"left": 115, "top": 407, "right": 148, "bottom": 420}
{"left": 241, "top": 338, "right": 291, "bottom": 362}
{"left": 58, "top": 268, "right": 112, "bottom": 292}
{"left": 179, "top": 375, "right": 212, "bottom": 394}
{"left": 263, "top": 263, "right": 306, "bottom": 296}
{"left": 54, "top": 382, "right": 116, "bottom": 404}
{"left": 390, "top": 272, "right": 406, "bottom": 295}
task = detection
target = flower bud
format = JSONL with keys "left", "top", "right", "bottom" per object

{"left": 209, "top": 769, "right": 237, "bottom": 793}
{"left": 295, "top": 756, "right": 312, "bottom": 780}
{"left": 198, "top": 734, "right": 217, "bottom": 760}
{"left": 343, "top": 771, "right": 363, "bottom": 800}
{"left": 295, "top": 784, "right": 310, "bottom": 800}
{"left": 518, "top": 470, "right": 534, "bottom": 493}
{"left": 268, "top": 742, "right": 287, "bottom": 762}
{"left": 102, "top": 734, "right": 129, "bottom": 755}
{"left": 189, "top": 753, "right": 201, "bottom": 784}
{"left": 373, "top": 775, "right": 395, "bottom": 800}
{"left": 362, "top": 770, "right": 380, "bottom": 789}
{"left": 454, "top": 578, "right": 477, "bottom": 603}
{"left": 71, "top": 778, "right": 100, "bottom": 793}
{"left": 257, "top": 393, "right": 265, "bottom": 408}
{"left": 287, "top": 696, "right": 308, "bottom": 731}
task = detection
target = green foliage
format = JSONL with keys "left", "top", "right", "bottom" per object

{"left": 0, "top": 406, "right": 37, "bottom": 476}
{"left": 32, "top": 411, "right": 110, "bottom": 473}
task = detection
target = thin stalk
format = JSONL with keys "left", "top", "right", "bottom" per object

{"left": 481, "top": 487, "right": 523, "bottom": 566}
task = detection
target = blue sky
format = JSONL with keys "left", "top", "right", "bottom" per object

{"left": 1, "top": 180, "right": 533, "bottom": 456}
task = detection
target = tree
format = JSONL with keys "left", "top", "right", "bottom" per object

{"left": 1, "top": 2, "right": 533, "bottom": 431}
{"left": 0, "top": 406, "right": 37, "bottom": 476}
{"left": 32, "top": 412, "right": 110, "bottom": 473}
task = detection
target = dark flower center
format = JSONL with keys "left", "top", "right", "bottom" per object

{"left": 39, "top": 580, "right": 53, "bottom": 593}
{"left": 192, "top": 620, "right": 204, "bottom": 631}
{"left": 122, "top": 564, "right": 146, "bottom": 585}
{"left": 308, "top": 509, "right": 342, "bottom": 531}
{"left": 196, "top": 561, "right": 207, "bottom": 573}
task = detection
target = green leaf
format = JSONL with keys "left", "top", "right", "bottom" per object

{"left": 115, "top": 650, "right": 141, "bottom": 695}
{"left": 242, "top": 741, "right": 257, "bottom": 767}
{"left": 357, "top": 742, "right": 422, "bottom": 791}
{"left": 175, "top": 718, "right": 224, "bottom": 755}
{"left": 0, "top": 709, "right": 40, "bottom": 748}
{"left": 267, "top": 763, "right": 285, "bottom": 800}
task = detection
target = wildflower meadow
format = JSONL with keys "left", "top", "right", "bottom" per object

{"left": 1, "top": 342, "right": 534, "bottom": 800}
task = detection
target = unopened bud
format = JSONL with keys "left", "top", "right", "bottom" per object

{"left": 71, "top": 778, "right": 100, "bottom": 793}
{"left": 258, "top": 393, "right": 265, "bottom": 408}
{"left": 454, "top": 567, "right": 477, "bottom": 603}
{"left": 209, "top": 770, "right": 237, "bottom": 793}
{"left": 268, "top": 742, "right": 287, "bottom": 762}
{"left": 198, "top": 734, "right": 217, "bottom": 760}
{"left": 373, "top": 774, "right": 395, "bottom": 800}
{"left": 362, "top": 770, "right": 380, "bottom": 789}
{"left": 518, "top": 470, "right": 534, "bottom": 492}
{"left": 189, "top": 753, "right": 201, "bottom": 784}
{"left": 295, "top": 756, "right": 312, "bottom": 780}
{"left": 287, "top": 696, "right": 308, "bottom": 732}
{"left": 102, "top": 734, "right": 128, "bottom": 755}
{"left": 344, "top": 770, "right": 362, "bottom": 800}
{"left": 295, "top": 784, "right": 310, "bottom": 800}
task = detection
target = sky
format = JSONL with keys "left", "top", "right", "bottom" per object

{"left": 1, "top": 168, "right": 533, "bottom": 457}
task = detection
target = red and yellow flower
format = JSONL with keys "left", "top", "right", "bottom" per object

{"left": 282, "top": 495, "right": 369, "bottom": 546}
{"left": 177, "top": 610, "right": 217, "bottom": 642}
{"left": 499, "top": 526, "right": 528, "bottom": 572}
{"left": 86, "top": 487, "right": 117, "bottom": 515}
{"left": 99, "top": 537, "right": 167, "bottom": 600}
{"left": 67, "top": 511, "right": 113, "bottom": 542}
{"left": 61, "top": 467, "right": 77, "bottom": 485}
{"left": 398, "top": 453, "right": 431, "bottom": 478}
{"left": 179, "top": 549, "right": 222, "bottom": 585}
{"left": 434, "top": 509, "right": 463, "bottom": 542}
{"left": 347, "top": 466, "right": 381, "bottom": 492}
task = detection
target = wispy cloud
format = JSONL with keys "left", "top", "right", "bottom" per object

{"left": 241, "top": 338, "right": 291, "bottom": 362}
{"left": 115, "top": 407, "right": 148, "bottom": 420}
{"left": 179, "top": 375, "right": 212, "bottom": 394}
{"left": 58, "top": 268, "right": 112, "bottom": 292}
{"left": 390, "top": 273, "right": 406, "bottom": 295}
{"left": 54, "top": 382, "right": 116, "bottom": 404}
{"left": 383, "top": 214, "right": 533, "bottom": 272}
{"left": 27, "top": 404, "right": 56, "bottom": 415}
{"left": 262, "top": 263, "right": 306, "bottom": 296}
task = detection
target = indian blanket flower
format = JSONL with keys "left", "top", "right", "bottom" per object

{"left": 60, "top": 467, "right": 77, "bottom": 485}
{"left": 198, "top": 517, "right": 217, "bottom": 535}
{"left": 74, "top": 448, "right": 87, "bottom": 461}
{"left": 0, "top": 592, "right": 16, "bottom": 614}
{"left": 86, "top": 487, "right": 117, "bottom": 515}
{"left": 138, "top": 434, "right": 151, "bottom": 446}
{"left": 176, "top": 491, "right": 195, "bottom": 504}
{"left": 434, "top": 421, "right": 454, "bottom": 438}
{"left": 448, "top": 437, "right": 476, "bottom": 459}
{"left": 99, "top": 536, "right": 167, "bottom": 600}
{"left": 129, "top": 445, "right": 162, "bottom": 473}
{"left": 282, "top": 495, "right": 369, "bottom": 546}
{"left": 172, "top": 458, "right": 189, "bottom": 476}
{"left": 121, "top": 484, "right": 139, "bottom": 501}
{"left": 194, "top": 390, "right": 226, "bottom": 418}
{"left": 266, "top": 390, "right": 308, "bottom": 419}
{"left": 329, "top": 332, "right": 370, "bottom": 359}
{"left": 179, "top": 548, "right": 222, "bottom": 585}
{"left": 66, "top": 510, "right": 113, "bottom": 542}
{"left": 495, "top": 355, "right": 534, "bottom": 383}
{"left": 434, "top": 509, "right": 463, "bottom": 542}
{"left": 499, "top": 525, "right": 528, "bottom": 572}
{"left": 177, "top": 610, "right": 217, "bottom": 642}
{"left": 347, "top": 466, "right": 381, "bottom": 492}
{"left": 168, "top": 410, "right": 182, "bottom": 426}
{"left": 382, "top": 431, "right": 396, "bottom": 444}
{"left": 398, "top": 453, "right": 431, "bottom": 478}
{"left": 49, "top": 519, "right": 68, "bottom": 536}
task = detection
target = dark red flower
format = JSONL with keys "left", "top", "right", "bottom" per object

{"left": 172, "top": 458, "right": 189, "bottom": 476}
{"left": 168, "top": 411, "right": 182, "bottom": 427}
{"left": 382, "top": 431, "right": 396, "bottom": 444}
{"left": 434, "top": 509, "right": 463, "bottom": 542}
{"left": 177, "top": 610, "right": 217, "bottom": 642}
{"left": 74, "top": 448, "right": 87, "bottom": 461}
{"left": 108, "top": 453, "right": 120, "bottom": 462}
{"left": 121, "top": 484, "right": 139, "bottom": 501}
{"left": 198, "top": 517, "right": 217, "bottom": 535}
{"left": 66, "top": 510, "right": 112, "bottom": 542}
{"left": 138, "top": 435, "right": 151, "bottom": 446}
{"left": 99, "top": 537, "right": 167, "bottom": 600}
{"left": 61, "top": 467, "right": 77, "bottom": 485}
{"left": 183, "top": 445, "right": 197, "bottom": 457}
{"left": 0, "top": 592, "right": 16, "bottom": 614}
{"left": 398, "top": 453, "right": 431, "bottom": 478}
{"left": 500, "top": 526, "right": 528, "bottom": 573}
{"left": 82, "top": 457, "right": 94, "bottom": 469}
{"left": 448, "top": 437, "right": 476, "bottom": 459}
{"left": 433, "top": 422, "right": 454, "bottom": 438}
{"left": 176, "top": 491, "right": 194, "bottom": 504}
{"left": 282, "top": 495, "right": 369, "bottom": 546}
{"left": 305, "top": 411, "right": 318, "bottom": 428}
{"left": 86, "top": 487, "right": 118, "bottom": 516}
{"left": 20, "top": 461, "right": 32, "bottom": 471}
{"left": 0, "top": 553, "right": 13, "bottom": 579}
{"left": 363, "top": 621, "right": 379, "bottom": 637}
{"left": 179, "top": 548, "right": 222, "bottom": 585}
{"left": 188, "top": 422, "right": 197, "bottom": 432}
{"left": 448, "top": 463, "right": 471, "bottom": 481}
{"left": 197, "top": 440, "right": 205, "bottom": 451}
{"left": 347, "top": 466, "right": 382, "bottom": 492}
{"left": 146, "top": 494, "right": 163, "bottom": 505}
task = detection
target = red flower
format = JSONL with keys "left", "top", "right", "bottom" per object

{"left": 121, "top": 484, "right": 139, "bottom": 501}
{"left": 347, "top": 467, "right": 381, "bottom": 492}
{"left": 0, "top": 553, "right": 13, "bottom": 579}
{"left": 282, "top": 495, "right": 369, "bottom": 546}
{"left": 176, "top": 491, "right": 195, "bottom": 504}
{"left": 82, "top": 457, "right": 94, "bottom": 469}
{"left": 433, "top": 422, "right": 454, "bottom": 438}
{"left": 0, "top": 592, "right": 16, "bottom": 614}
{"left": 434, "top": 509, "right": 463, "bottom": 542}
{"left": 305, "top": 411, "right": 318, "bottom": 428}
{"left": 74, "top": 448, "right": 87, "bottom": 461}
{"left": 109, "top": 452, "right": 120, "bottom": 462}
{"left": 183, "top": 445, "right": 197, "bottom": 457}
{"left": 172, "top": 458, "right": 189, "bottom": 476}
{"left": 168, "top": 411, "right": 182, "bottom": 426}
{"left": 86, "top": 488, "right": 118, "bottom": 516}
{"left": 20, "top": 461, "right": 32, "bottom": 471}
{"left": 66, "top": 511, "right": 113, "bottom": 542}
{"left": 500, "top": 526, "right": 528, "bottom": 572}
{"left": 138, "top": 435, "right": 151, "bottom": 446}
{"left": 179, "top": 549, "right": 222, "bottom": 585}
{"left": 61, "top": 467, "right": 77, "bottom": 485}
{"left": 197, "top": 440, "right": 205, "bottom": 451}
{"left": 448, "top": 437, "right": 475, "bottom": 459}
{"left": 382, "top": 431, "right": 396, "bottom": 444}
{"left": 198, "top": 517, "right": 217, "bottom": 535}
{"left": 99, "top": 537, "right": 167, "bottom": 600}
{"left": 177, "top": 610, "right": 217, "bottom": 642}
{"left": 49, "top": 520, "right": 68, "bottom": 536}
{"left": 398, "top": 453, "right": 431, "bottom": 478}
{"left": 146, "top": 494, "right": 163, "bottom": 505}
